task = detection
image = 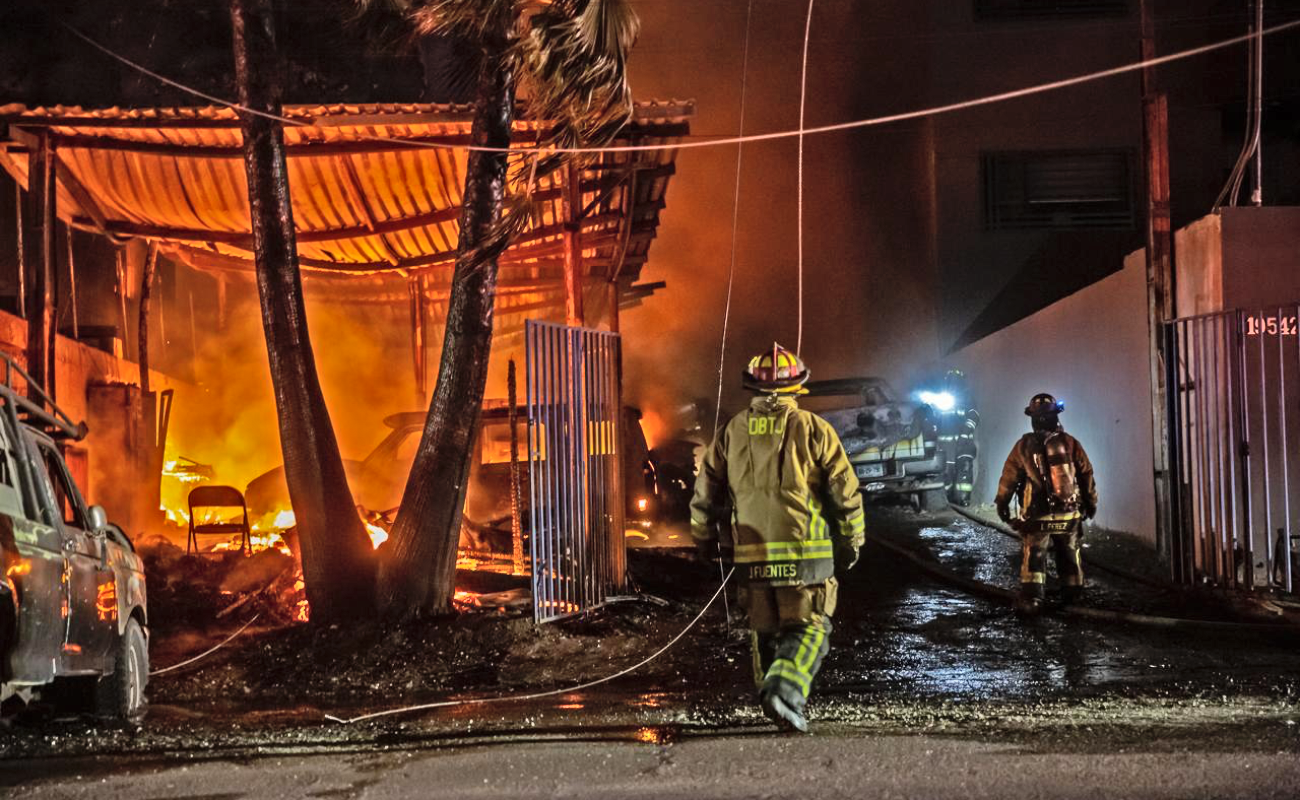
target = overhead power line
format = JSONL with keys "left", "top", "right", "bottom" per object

{"left": 56, "top": 17, "right": 1300, "bottom": 157}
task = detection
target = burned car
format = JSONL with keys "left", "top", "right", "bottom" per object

{"left": 804, "top": 377, "right": 947, "bottom": 510}
{"left": 1, "top": 360, "right": 147, "bottom": 722}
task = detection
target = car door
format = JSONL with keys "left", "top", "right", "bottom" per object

{"left": 0, "top": 408, "right": 64, "bottom": 686}
{"left": 26, "top": 434, "right": 117, "bottom": 673}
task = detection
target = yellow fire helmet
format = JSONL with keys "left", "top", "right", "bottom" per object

{"left": 743, "top": 343, "right": 810, "bottom": 393}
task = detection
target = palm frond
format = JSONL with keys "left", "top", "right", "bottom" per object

{"left": 408, "top": 0, "right": 521, "bottom": 44}
{"left": 516, "top": 0, "right": 639, "bottom": 158}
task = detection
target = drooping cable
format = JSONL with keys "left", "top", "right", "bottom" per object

{"left": 795, "top": 0, "right": 815, "bottom": 355}
{"left": 1252, "top": 0, "right": 1265, "bottom": 205}
{"left": 709, "top": 0, "right": 756, "bottom": 629}
{"left": 57, "top": 18, "right": 1300, "bottom": 158}
{"left": 150, "top": 613, "right": 261, "bottom": 677}
{"left": 325, "top": 568, "right": 734, "bottom": 724}
{"left": 712, "top": 0, "right": 755, "bottom": 439}
{"left": 1215, "top": 1, "right": 1266, "bottom": 211}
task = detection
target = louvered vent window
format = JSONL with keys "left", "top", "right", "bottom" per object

{"left": 975, "top": 0, "right": 1128, "bottom": 20}
{"left": 983, "top": 150, "right": 1136, "bottom": 230}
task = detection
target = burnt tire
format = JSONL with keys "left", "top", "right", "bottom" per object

{"left": 95, "top": 617, "right": 148, "bottom": 724}
{"left": 920, "top": 488, "right": 948, "bottom": 512}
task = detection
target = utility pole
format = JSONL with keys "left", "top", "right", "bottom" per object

{"left": 562, "top": 162, "right": 585, "bottom": 327}
{"left": 1140, "top": 0, "right": 1177, "bottom": 575}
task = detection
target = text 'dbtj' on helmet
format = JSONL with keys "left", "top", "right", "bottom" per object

{"left": 1025, "top": 392, "right": 1065, "bottom": 417}
{"left": 743, "top": 343, "right": 810, "bottom": 393}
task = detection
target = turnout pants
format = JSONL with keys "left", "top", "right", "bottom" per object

{"left": 1019, "top": 520, "right": 1084, "bottom": 599}
{"left": 742, "top": 579, "right": 838, "bottom": 706}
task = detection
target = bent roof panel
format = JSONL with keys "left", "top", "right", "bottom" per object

{"left": 0, "top": 101, "right": 691, "bottom": 289}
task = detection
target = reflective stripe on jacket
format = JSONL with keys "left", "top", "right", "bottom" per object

{"left": 690, "top": 395, "right": 866, "bottom": 586}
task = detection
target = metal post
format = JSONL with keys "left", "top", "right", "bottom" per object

{"left": 1195, "top": 319, "right": 1211, "bottom": 580}
{"left": 65, "top": 226, "right": 79, "bottom": 341}
{"left": 1164, "top": 320, "right": 1188, "bottom": 584}
{"left": 1258, "top": 309, "right": 1273, "bottom": 590}
{"left": 1224, "top": 314, "right": 1243, "bottom": 588}
{"left": 14, "top": 183, "right": 25, "bottom": 316}
{"left": 1236, "top": 311, "right": 1254, "bottom": 589}
{"left": 23, "top": 133, "right": 56, "bottom": 402}
{"left": 508, "top": 358, "right": 525, "bottom": 576}
{"left": 408, "top": 276, "right": 428, "bottom": 405}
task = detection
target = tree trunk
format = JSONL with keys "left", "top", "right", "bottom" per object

{"left": 230, "top": 0, "right": 374, "bottom": 622}
{"left": 378, "top": 15, "right": 516, "bottom": 617}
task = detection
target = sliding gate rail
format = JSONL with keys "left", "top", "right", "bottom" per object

{"left": 525, "top": 320, "right": 626, "bottom": 622}
{"left": 1166, "top": 305, "right": 1299, "bottom": 593}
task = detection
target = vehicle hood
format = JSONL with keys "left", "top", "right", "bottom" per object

{"left": 819, "top": 402, "right": 928, "bottom": 455}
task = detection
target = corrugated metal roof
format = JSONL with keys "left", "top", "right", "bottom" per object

{"left": 0, "top": 100, "right": 691, "bottom": 330}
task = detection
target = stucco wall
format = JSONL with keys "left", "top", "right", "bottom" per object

{"left": 950, "top": 251, "right": 1157, "bottom": 542}
{"left": 0, "top": 310, "right": 185, "bottom": 513}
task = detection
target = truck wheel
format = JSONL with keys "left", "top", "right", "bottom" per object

{"left": 920, "top": 488, "right": 948, "bottom": 512}
{"left": 95, "top": 617, "right": 148, "bottom": 724}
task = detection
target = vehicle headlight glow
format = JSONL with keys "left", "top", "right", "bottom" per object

{"left": 919, "top": 390, "right": 956, "bottom": 411}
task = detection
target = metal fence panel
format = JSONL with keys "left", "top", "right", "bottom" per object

{"left": 526, "top": 320, "right": 626, "bottom": 622}
{"left": 1167, "top": 305, "right": 1299, "bottom": 592}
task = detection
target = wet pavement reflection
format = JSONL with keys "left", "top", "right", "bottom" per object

{"left": 822, "top": 507, "right": 1299, "bottom": 702}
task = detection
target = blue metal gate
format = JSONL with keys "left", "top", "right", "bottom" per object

{"left": 525, "top": 320, "right": 626, "bottom": 622}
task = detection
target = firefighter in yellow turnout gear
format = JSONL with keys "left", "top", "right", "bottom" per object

{"left": 691, "top": 345, "right": 865, "bottom": 732}
{"left": 995, "top": 393, "right": 1098, "bottom": 613}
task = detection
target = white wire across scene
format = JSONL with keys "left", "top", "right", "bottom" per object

{"left": 324, "top": 568, "right": 734, "bottom": 725}
{"left": 57, "top": 18, "right": 1300, "bottom": 157}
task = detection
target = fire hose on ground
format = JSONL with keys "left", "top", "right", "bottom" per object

{"left": 870, "top": 534, "right": 1300, "bottom": 638}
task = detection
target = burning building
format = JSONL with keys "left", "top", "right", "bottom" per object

{"left": 0, "top": 100, "right": 691, "bottom": 612}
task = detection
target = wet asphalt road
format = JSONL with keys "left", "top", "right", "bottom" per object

{"left": 4, "top": 507, "right": 1300, "bottom": 798}
{"left": 7, "top": 727, "right": 1300, "bottom": 800}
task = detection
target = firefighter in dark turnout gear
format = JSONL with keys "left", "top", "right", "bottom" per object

{"left": 995, "top": 393, "right": 1098, "bottom": 612}
{"left": 691, "top": 344, "right": 866, "bottom": 732}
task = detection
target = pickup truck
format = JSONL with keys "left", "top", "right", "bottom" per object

{"left": 0, "top": 356, "right": 148, "bottom": 722}
{"left": 804, "top": 377, "right": 948, "bottom": 510}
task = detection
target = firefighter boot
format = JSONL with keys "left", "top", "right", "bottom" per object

{"left": 1016, "top": 582, "right": 1045, "bottom": 616}
{"left": 759, "top": 680, "right": 808, "bottom": 733}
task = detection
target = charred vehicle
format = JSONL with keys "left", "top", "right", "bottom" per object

{"left": 804, "top": 377, "right": 947, "bottom": 510}
{"left": 0, "top": 357, "right": 147, "bottom": 722}
{"left": 245, "top": 402, "right": 657, "bottom": 559}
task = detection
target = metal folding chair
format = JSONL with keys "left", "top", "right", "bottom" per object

{"left": 187, "top": 485, "right": 253, "bottom": 556}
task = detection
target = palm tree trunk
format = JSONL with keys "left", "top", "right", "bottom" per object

{"left": 378, "top": 15, "right": 515, "bottom": 617}
{"left": 231, "top": 0, "right": 374, "bottom": 622}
